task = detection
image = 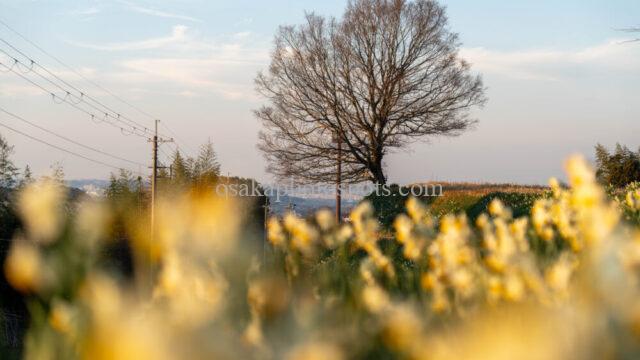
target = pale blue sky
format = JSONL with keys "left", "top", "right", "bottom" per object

{"left": 0, "top": 0, "right": 638, "bottom": 184}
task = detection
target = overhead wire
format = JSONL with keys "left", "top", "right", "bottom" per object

{"left": 0, "top": 119, "right": 143, "bottom": 175}
{"left": 0, "top": 37, "right": 159, "bottom": 136}
{"left": 160, "top": 121, "right": 197, "bottom": 157}
{"left": 0, "top": 18, "right": 184, "bottom": 142}
{"left": 0, "top": 59, "right": 148, "bottom": 138}
{"left": 0, "top": 45, "right": 153, "bottom": 136}
{"left": 0, "top": 17, "right": 160, "bottom": 122}
{"left": 0, "top": 106, "right": 147, "bottom": 167}
{"left": 0, "top": 17, "right": 198, "bottom": 177}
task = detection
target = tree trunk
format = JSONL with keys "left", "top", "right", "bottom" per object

{"left": 370, "top": 155, "right": 387, "bottom": 185}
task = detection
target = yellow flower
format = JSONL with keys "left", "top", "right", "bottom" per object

{"left": 489, "top": 199, "right": 510, "bottom": 219}
{"left": 286, "top": 342, "right": 344, "bottom": 360}
{"left": 247, "top": 276, "right": 290, "bottom": 319}
{"left": 243, "top": 316, "right": 264, "bottom": 349}
{"left": 403, "top": 240, "right": 421, "bottom": 261}
{"left": 81, "top": 276, "right": 174, "bottom": 360}
{"left": 541, "top": 227, "right": 555, "bottom": 242}
{"left": 267, "top": 217, "right": 286, "bottom": 247}
{"left": 75, "top": 199, "right": 110, "bottom": 248}
{"left": 545, "top": 255, "right": 576, "bottom": 296}
{"left": 283, "top": 213, "right": 318, "bottom": 256}
{"left": 485, "top": 255, "right": 506, "bottom": 273}
{"left": 626, "top": 190, "right": 640, "bottom": 210}
{"left": 421, "top": 272, "right": 437, "bottom": 290}
{"left": 362, "top": 284, "right": 390, "bottom": 313}
{"left": 451, "top": 269, "right": 473, "bottom": 295}
{"left": 503, "top": 272, "right": 525, "bottom": 302}
{"left": 49, "top": 300, "right": 75, "bottom": 335}
{"left": 153, "top": 252, "right": 228, "bottom": 327}
{"left": 4, "top": 240, "right": 43, "bottom": 293}
{"left": 18, "top": 180, "right": 65, "bottom": 243}
{"left": 315, "top": 209, "right": 335, "bottom": 231}
{"left": 549, "top": 177, "right": 561, "bottom": 194}
{"left": 565, "top": 154, "right": 595, "bottom": 188}
{"left": 394, "top": 214, "right": 413, "bottom": 244}
{"left": 406, "top": 197, "right": 428, "bottom": 223}
{"left": 83, "top": 314, "right": 173, "bottom": 360}
{"left": 431, "top": 289, "right": 450, "bottom": 313}
{"left": 476, "top": 213, "right": 490, "bottom": 229}
{"left": 383, "top": 306, "right": 422, "bottom": 351}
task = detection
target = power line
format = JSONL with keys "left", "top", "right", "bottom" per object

{"left": 0, "top": 119, "right": 143, "bottom": 175}
{"left": 0, "top": 17, "right": 159, "bottom": 122}
{"left": 0, "top": 59, "right": 148, "bottom": 138}
{"left": 160, "top": 121, "right": 198, "bottom": 157}
{"left": 159, "top": 145, "right": 173, "bottom": 165}
{"left": 0, "top": 18, "right": 194, "bottom": 150}
{"left": 0, "top": 106, "right": 147, "bottom": 167}
{"left": 0, "top": 17, "right": 192, "bottom": 182}
{"left": 0, "top": 43, "right": 155, "bottom": 136}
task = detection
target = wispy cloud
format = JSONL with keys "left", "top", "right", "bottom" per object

{"left": 119, "top": 0, "right": 202, "bottom": 23}
{"left": 108, "top": 45, "right": 269, "bottom": 100}
{"left": 67, "top": 26, "right": 270, "bottom": 100}
{"left": 461, "top": 38, "right": 640, "bottom": 81}
{"left": 68, "top": 25, "right": 196, "bottom": 52}
{"left": 67, "top": 25, "right": 268, "bottom": 57}
{"left": 0, "top": 81, "right": 44, "bottom": 97}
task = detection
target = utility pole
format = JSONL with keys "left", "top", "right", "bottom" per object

{"left": 149, "top": 120, "right": 173, "bottom": 242}
{"left": 262, "top": 197, "right": 269, "bottom": 263}
{"left": 143, "top": 120, "right": 171, "bottom": 292}
{"left": 334, "top": 133, "right": 342, "bottom": 223}
{"left": 150, "top": 120, "right": 158, "bottom": 239}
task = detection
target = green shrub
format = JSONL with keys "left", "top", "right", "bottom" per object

{"left": 465, "top": 192, "right": 543, "bottom": 222}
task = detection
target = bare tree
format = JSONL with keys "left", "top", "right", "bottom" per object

{"left": 256, "top": 0, "right": 486, "bottom": 185}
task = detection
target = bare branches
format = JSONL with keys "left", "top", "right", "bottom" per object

{"left": 256, "top": 0, "right": 486, "bottom": 184}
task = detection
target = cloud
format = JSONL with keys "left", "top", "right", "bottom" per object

{"left": 233, "top": 31, "right": 252, "bottom": 39}
{"left": 108, "top": 49, "right": 268, "bottom": 100}
{"left": 460, "top": 38, "right": 640, "bottom": 81}
{"left": 0, "top": 81, "right": 44, "bottom": 97}
{"left": 66, "top": 25, "right": 270, "bottom": 100}
{"left": 69, "top": 29, "right": 271, "bottom": 100}
{"left": 119, "top": 0, "right": 201, "bottom": 23}
{"left": 69, "top": 25, "right": 196, "bottom": 51}
{"left": 0, "top": 64, "right": 102, "bottom": 98}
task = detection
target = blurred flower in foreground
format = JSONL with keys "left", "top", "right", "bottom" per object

{"left": 74, "top": 199, "right": 111, "bottom": 248}
{"left": 49, "top": 299, "right": 76, "bottom": 336}
{"left": 285, "top": 341, "right": 344, "bottom": 360}
{"left": 417, "top": 306, "right": 594, "bottom": 360}
{"left": 81, "top": 275, "right": 174, "bottom": 360}
{"left": 153, "top": 251, "right": 228, "bottom": 327}
{"left": 18, "top": 180, "right": 65, "bottom": 243}
{"left": 4, "top": 239, "right": 43, "bottom": 292}
{"left": 8, "top": 154, "right": 640, "bottom": 359}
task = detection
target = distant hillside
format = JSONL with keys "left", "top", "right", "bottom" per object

{"left": 66, "top": 179, "right": 109, "bottom": 197}
{"left": 66, "top": 179, "right": 110, "bottom": 188}
{"left": 267, "top": 193, "right": 359, "bottom": 218}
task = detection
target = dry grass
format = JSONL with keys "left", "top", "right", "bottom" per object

{"left": 414, "top": 181, "right": 548, "bottom": 196}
